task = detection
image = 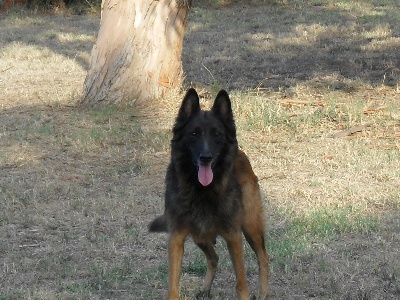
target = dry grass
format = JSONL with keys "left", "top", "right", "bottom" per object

{"left": 1, "top": 1, "right": 400, "bottom": 299}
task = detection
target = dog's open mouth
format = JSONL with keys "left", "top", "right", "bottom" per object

{"left": 198, "top": 164, "right": 213, "bottom": 186}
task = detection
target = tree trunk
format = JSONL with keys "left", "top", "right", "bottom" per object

{"left": 80, "top": 0, "right": 191, "bottom": 107}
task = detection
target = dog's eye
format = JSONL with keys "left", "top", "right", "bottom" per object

{"left": 189, "top": 131, "right": 198, "bottom": 137}
{"left": 213, "top": 130, "right": 221, "bottom": 137}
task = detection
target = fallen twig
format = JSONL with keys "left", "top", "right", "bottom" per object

{"left": 332, "top": 123, "right": 372, "bottom": 138}
{"left": 19, "top": 244, "right": 41, "bottom": 248}
{"left": 280, "top": 99, "right": 324, "bottom": 106}
{"left": 1, "top": 66, "right": 13, "bottom": 73}
{"left": 363, "top": 106, "right": 386, "bottom": 115}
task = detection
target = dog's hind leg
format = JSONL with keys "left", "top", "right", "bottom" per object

{"left": 241, "top": 188, "right": 269, "bottom": 298}
{"left": 242, "top": 191, "right": 269, "bottom": 300}
{"left": 168, "top": 228, "right": 188, "bottom": 300}
{"left": 243, "top": 225, "right": 269, "bottom": 299}
{"left": 195, "top": 241, "right": 219, "bottom": 298}
{"left": 237, "top": 152, "right": 269, "bottom": 299}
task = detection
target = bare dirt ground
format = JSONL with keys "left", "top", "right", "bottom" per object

{"left": 1, "top": 1, "right": 400, "bottom": 299}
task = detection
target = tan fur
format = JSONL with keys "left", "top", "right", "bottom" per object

{"left": 236, "top": 150, "right": 269, "bottom": 298}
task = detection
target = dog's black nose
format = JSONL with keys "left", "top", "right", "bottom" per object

{"left": 199, "top": 153, "right": 212, "bottom": 164}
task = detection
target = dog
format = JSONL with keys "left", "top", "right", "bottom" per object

{"left": 149, "top": 88, "right": 269, "bottom": 299}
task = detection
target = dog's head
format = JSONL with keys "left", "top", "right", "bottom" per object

{"left": 172, "top": 88, "right": 237, "bottom": 187}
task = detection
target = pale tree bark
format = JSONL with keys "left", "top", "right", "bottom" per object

{"left": 80, "top": 0, "right": 191, "bottom": 107}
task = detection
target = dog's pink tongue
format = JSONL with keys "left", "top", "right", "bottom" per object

{"left": 198, "top": 165, "right": 213, "bottom": 186}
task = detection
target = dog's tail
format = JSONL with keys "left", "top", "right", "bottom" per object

{"left": 148, "top": 215, "right": 168, "bottom": 232}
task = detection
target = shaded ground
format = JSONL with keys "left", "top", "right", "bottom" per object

{"left": 183, "top": 1, "right": 400, "bottom": 92}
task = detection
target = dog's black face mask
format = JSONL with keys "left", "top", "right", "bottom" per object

{"left": 182, "top": 111, "right": 226, "bottom": 186}
{"left": 172, "top": 89, "right": 237, "bottom": 186}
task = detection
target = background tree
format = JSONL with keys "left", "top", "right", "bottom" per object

{"left": 80, "top": 0, "right": 191, "bottom": 107}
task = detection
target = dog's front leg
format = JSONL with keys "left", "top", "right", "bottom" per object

{"left": 224, "top": 232, "right": 250, "bottom": 300}
{"left": 168, "top": 229, "right": 188, "bottom": 300}
{"left": 195, "top": 240, "right": 219, "bottom": 297}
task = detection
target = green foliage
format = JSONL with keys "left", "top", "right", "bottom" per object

{"left": 292, "top": 208, "right": 379, "bottom": 237}
{"left": 267, "top": 233, "right": 307, "bottom": 270}
{"left": 267, "top": 206, "right": 379, "bottom": 271}
{"left": 183, "top": 259, "right": 207, "bottom": 276}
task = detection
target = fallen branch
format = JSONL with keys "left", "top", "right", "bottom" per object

{"left": 332, "top": 123, "right": 372, "bottom": 138}
{"left": 344, "top": 132, "right": 370, "bottom": 140}
{"left": 280, "top": 99, "right": 324, "bottom": 106}
{"left": 384, "top": 144, "right": 399, "bottom": 150}
{"left": 363, "top": 106, "right": 386, "bottom": 115}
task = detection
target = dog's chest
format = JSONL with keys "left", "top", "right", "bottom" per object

{"left": 186, "top": 192, "right": 241, "bottom": 235}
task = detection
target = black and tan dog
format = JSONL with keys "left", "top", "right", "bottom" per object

{"left": 149, "top": 88, "right": 269, "bottom": 299}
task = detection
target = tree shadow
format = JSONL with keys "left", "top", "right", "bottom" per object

{"left": 2, "top": 2, "right": 399, "bottom": 95}
{"left": 183, "top": 1, "right": 400, "bottom": 92}
{"left": 0, "top": 12, "right": 99, "bottom": 71}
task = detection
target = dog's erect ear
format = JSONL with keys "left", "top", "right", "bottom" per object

{"left": 177, "top": 88, "right": 201, "bottom": 122}
{"left": 212, "top": 90, "right": 236, "bottom": 138}
{"left": 173, "top": 88, "right": 201, "bottom": 134}
{"left": 212, "top": 90, "right": 233, "bottom": 122}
